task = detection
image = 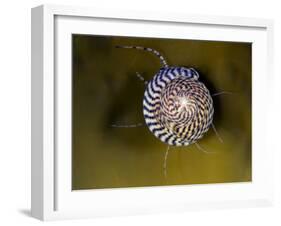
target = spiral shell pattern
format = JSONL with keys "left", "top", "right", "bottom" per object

{"left": 143, "top": 67, "right": 214, "bottom": 146}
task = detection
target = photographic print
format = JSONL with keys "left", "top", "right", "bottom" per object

{"left": 72, "top": 35, "right": 252, "bottom": 190}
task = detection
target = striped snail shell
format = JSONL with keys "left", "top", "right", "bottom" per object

{"left": 117, "top": 46, "right": 214, "bottom": 146}
{"left": 144, "top": 66, "right": 214, "bottom": 146}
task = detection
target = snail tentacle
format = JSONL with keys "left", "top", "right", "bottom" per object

{"left": 111, "top": 123, "right": 143, "bottom": 128}
{"left": 136, "top": 72, "right": 148, "bottom": 85}
{"left": 212, "top": 91, "right": 234, "bottom": 97}
{"left": 212, "top": 123, "right": 223, "bottom": 143}
{"left": 116, "top": 45, "right": 169, "bottom": 68}
{"left": 163, "top": 145, "right": 170, "bottom": 179}
{"left": 194, "top": 142, "right": 217, "bottom": 154}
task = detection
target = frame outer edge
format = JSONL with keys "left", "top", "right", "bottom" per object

{"left": 31, "top": 4, "right": 56, "bottom": 221}
{"left": 266, "top": 20, "right": 274, "bottom": 205}
{"left": 31, "top": 5, "right": 44, "bottom": 220}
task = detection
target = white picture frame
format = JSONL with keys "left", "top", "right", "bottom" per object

{"left": 31, "top": 4, "right": 274, "bottom": 221}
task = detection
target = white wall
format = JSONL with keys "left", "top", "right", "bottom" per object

{"left": 0, "top": 0, "right": 280, "bottom": 225}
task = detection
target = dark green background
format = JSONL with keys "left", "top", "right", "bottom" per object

{"left": 72, "top": 35, "right": 252, "bottom": 190}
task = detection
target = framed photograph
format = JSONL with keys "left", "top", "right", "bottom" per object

{"left": 31, "top": 4, "right": 274, "bottom": 221}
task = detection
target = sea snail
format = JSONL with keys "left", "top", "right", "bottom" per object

{"left": 116, "top": 45, "right": 214, "bottom": 147}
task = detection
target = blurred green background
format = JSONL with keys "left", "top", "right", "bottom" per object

{"left": 72, "top": 34, "right": 252, "bottom": 190}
